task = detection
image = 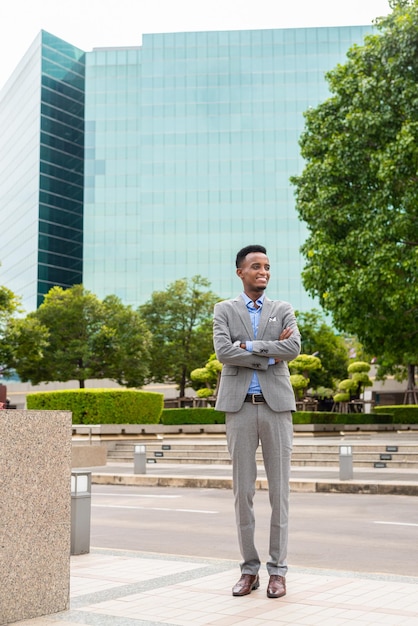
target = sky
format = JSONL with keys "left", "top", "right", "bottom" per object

{"left": 0, "top": 0, "right": 391, "bottom": 90}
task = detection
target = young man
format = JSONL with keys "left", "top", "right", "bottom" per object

{"left": 213, "top": 244, "right": 301, "bottom": 598}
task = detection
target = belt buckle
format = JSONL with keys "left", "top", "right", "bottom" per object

{"left": 252, "top": 394, "right": 264, "bottom": 404}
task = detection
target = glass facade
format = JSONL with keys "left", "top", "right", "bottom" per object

{"left": 1, "top": 25, "right": 372, "bottom": 312}
{"left": 84, "top": 26, "right": 371, "bottom": 310}
{"left": 0, "top": 34, "right": 42, "bottom": 311}
{"left": 38, "top": 32, "right": 85, "bottom": 305}
{"left": 0, "top": 31, "right": 84, "bottom": 309}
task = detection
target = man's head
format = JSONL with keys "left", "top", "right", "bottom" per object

{"left": 235, "top": 244, "right": 266, "bottom": 269}
{"left": 235, "top": 245, "right": 270, "bottom": 297}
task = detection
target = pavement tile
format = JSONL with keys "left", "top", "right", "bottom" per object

{"left": 9, "top": 545, "right": 418, "bottom": 626}
{"left": 8, "top": 432, "right": 418, "bottom": 626}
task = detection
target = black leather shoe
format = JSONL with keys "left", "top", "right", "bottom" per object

{"left": 232, "top": 573, "right": 260, "bottom": 596}
{"left": 267, "top": 574, "right": 286, "bottom": 598}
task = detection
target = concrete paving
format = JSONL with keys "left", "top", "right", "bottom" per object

{"left": 16, "top": 548, "right": 418, "bottom": 625}
{"left": 12, "top": 433, "right": 418, "bottom": 625}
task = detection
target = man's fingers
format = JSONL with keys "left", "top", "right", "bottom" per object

{"left": 279, "top": 328, "right": 293, "bottom": 340}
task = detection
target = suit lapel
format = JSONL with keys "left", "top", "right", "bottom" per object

{"left": 234, "top": 296, "right": 254, "bottom": 338}
{"left": 258, "top": 297, "right": 273, "bottom": 338}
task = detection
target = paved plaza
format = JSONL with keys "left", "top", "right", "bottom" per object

{"left": 12, "top": 432, "right": 418, "bottom": 625}
{"left": 15, "top": 548, "right": 418, "bottom": 626}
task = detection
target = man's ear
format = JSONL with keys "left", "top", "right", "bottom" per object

{"left": 236, "top": 267, "right": 243, "bottom": 278}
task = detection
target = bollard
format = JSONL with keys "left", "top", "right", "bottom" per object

{"left": 339, "top": 445, "right": 353, "bottom": 480}
{"left": 134, "top": 444, "right": 146, "bottom": 474}
{"left": 71, "top": 470, "right": 92, "bottom": 555}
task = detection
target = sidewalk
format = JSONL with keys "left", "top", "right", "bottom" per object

{"left": 17, "top": 548, "right": 418, "bottom": 625}
{"left": 14, "top": 435, "right": 418, "bottom": 625}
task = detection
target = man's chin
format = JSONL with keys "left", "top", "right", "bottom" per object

{"left": 255, "top": 285, "right": 267, "bottom": 292}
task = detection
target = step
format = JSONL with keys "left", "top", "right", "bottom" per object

{"left": 105, "top": 439, "right": 418, "bottom": 468}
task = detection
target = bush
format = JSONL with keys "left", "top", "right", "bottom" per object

{"left": 26, "top": 389, "right": 163, "bottom": 424}
{"left": 373, "top": 405, "right": 418, "bottom": 424}
{"left": 293, "top": 411, "right": 394, "bottom": 424}
{"left": 196, "top": 388, "right": 215, "bottom": 398}
{"left": 161, "top": 407, "right": 225, "bottom": 425}
{"left": 160, "top": 408, "right": 395, "bottom": 426}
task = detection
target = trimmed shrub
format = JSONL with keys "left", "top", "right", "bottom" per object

{"left": 161, "top": 407, "right": 225, "bottom": 425}
{"left": 373, "top": 405, "right": 418, "bottom": 424}
{"left": 26, "top": 389, "right": 163, "bottom": 424}
{"left": 293, "top": 411, "right": 393, "bottom": 424}
{"left": 160, "top": 408, "right": 394, "bottom": 426}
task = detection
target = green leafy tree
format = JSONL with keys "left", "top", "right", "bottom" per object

{"left": 289, "top": 354, "right": 322, "bottom": 379}
{"left": 5, "top": 285, "right": 152, "bottom": 388}
{"left": 289, "top": 354, "right": 322, "bottom": 400}
{"left": 139, "top": 275, "right": 219, "bottom": 397}
{"left": 295, "top": 309, "right": 349, "bottom": 389}
{"left": 89, "top": 294, "right": 153, "bottom": 387}
{"left": 4, "top": 317, "right": 50, "bottom": 382}
{"left": 291, "top": 0, "right": 418, "bottom": 402}
{"left": 0, "top": 283, "right": 21, "bottom": 377}
{"left": 289, "top": 374, "right": 309, "bottom": 400}
{"left": 334, "top": 361, "right": 373, "bottom": 403}
{"left": 190, "top": 354, "right": 223, "bottom": 398}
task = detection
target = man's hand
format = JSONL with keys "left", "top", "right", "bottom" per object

{"left": 235, "top": 327, "right": 293, "bottom": 355}
{"left": 279, "top": 327, "right": 293, "bottom": 341}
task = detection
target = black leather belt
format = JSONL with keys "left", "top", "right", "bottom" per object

{"left": 244, "top": 394, "right": 265, "bottom": 404}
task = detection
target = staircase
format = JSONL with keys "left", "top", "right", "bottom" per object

{"left": 106, "top": 438, "right": 418, "bottom": 469}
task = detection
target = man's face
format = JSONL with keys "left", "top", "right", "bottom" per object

{"left": 236, "top": 252, "right": 270, "bottom": 294}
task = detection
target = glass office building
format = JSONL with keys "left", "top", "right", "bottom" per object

{"left": 0, "top": 31, "right": 85, "bottom": 309}
{"left": 0, "top": 25, "right": 372, "bottom": 311}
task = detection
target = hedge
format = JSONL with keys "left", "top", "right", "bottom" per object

{"left": 26, "top": 389, "right": 163, "bottom": 424}
{"left": 161, "top": 407, "right": 225, "bottom": 425}
{"left": 160, "top": 408, "right": 395, "bottom": 425}
{"left": 292, "top": 411, "right": 394, "bottom": 424}
{"left": 373, "top": 405, "right": 418, "bottom": 424}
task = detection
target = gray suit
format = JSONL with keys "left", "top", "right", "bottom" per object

{"left": 213, "top": 295, "right": 301, "bottom": 576}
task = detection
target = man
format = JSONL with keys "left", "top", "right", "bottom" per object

{"left": 213, "top": 244, "right": 301, "bottom": 598}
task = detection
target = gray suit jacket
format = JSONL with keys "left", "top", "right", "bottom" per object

{"left": 213, "top": 295, "right": 301, "bottom": 413}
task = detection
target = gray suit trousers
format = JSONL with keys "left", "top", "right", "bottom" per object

{"left": 226, "top": 402, "right": 293, "bottom": 576}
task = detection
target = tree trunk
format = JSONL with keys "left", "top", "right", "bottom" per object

{"left": 179, "top": 368, "right": 186, "bottom": 398}
{"left": 79, "top": 379, "right": 85, "bottom": 389}
{"left": 404, "top": 364, "right": 417, "bottom": 404}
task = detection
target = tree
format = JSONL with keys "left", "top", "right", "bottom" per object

{"left": 289, "top": 354, "right": 322, "bottom": 401}
{"left": 333, "top": 361, "right": 373, "bottom": 403}
{"left": 89, "top": 294, "right": 153, "bottom": 387}
{"left": 5, "top": 285, "right": 152, "bottom": 388}
{"left": 289, "top": 374, "right": 309, "bottom": 400}
{"left": 190, "top": 354, "right": 222, "bottom": 398}
{"left": 0, "top": 283, "right": 21, "bottom": 377}
{"left": 291, "top": 0, "right": 418, "bottom": 402}
{"left": 295, "top": 309, "right": 349, "bottom": 389}
{"left": 139, "top": 275, "right": 220, "bottom": 397}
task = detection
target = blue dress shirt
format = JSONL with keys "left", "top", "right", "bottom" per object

{"left": 241, "top": 292, "right": 274, "bottom": 394}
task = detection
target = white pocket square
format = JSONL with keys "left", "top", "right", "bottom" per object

{"left": 268, "top": 317, "right": 276, "bottom": 322}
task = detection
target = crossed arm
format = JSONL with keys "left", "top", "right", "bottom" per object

{"left": 213, "top": 303, "right": 301, "bottom": 368}
{"left": 235, "top": 327, "right": 294, "bottom": 363}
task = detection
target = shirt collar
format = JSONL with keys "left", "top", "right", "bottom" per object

{"left": 241, "top": 292, "right": 265, "bottom": 308}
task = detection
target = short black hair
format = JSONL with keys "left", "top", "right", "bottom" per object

{"left": 235, "top": 244, "right": 267, "bottom": 268}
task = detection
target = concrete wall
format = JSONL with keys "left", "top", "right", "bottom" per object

{"left": 0, "top": 410, "right": 72, "bottom": 625}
